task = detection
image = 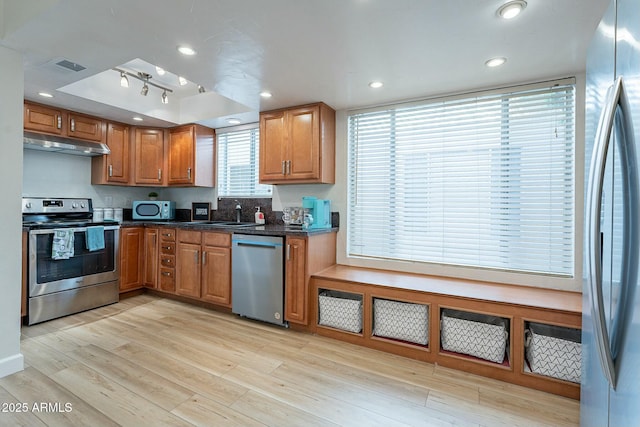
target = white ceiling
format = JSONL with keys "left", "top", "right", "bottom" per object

{"left": 1, "top": 0, "right": 609, "bottom": 129}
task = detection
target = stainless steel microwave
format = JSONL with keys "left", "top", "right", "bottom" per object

{"left": 132, "top": 201, "right": 176, "bottom": 220}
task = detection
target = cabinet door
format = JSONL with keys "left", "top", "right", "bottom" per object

{"left": 120, "top": 228, "right": 144, "bottom": 292}
{"left": 168, "top": 125, "right": 195, "bottom": 185}
{"left": 105, "top": 123, "right": 130, "bottom": 183}
{"left": 285, "top": 237, "right": 308, "bottom": 324}
{"left": 143, "top": 228, "right": 158, "bottom": 288}
{"left": 288, "top": 105, "right": 320, "bottom": 180}
{"left": 259, "top": 111, "right": 288, "bottom": 182}
{"left": 201, "top": 246, "right": 231, "bottom": 306}
{"left": 176, "top": 241, "right": 201, "bottom": 298}
{"left": 135, "top": 128, "right": 165, "bottom": 185}
{"left": 68, "top": 113, "right": 104, "bottom": 142}
{"left": 24, "top": 103, "right": 64, "bottom": 135}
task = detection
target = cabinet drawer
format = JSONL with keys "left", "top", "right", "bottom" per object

{"left": 160, "top": 242, "right": 175, "bottom": 254}
{"left": 159, "top": 268, "right": 175, "bottom": 293}
{"left": 203, "top": 232, "right": 231, "bottom": 247}
{"left": 178, "top": 229, "right": 201, "bottom": 244}
{"left": 160, "top": 255, "right": 175, "bottom": 268}
{"left": 159, "top": 229, "right": 176, "bottom": 241}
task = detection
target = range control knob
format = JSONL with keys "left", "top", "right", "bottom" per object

{"left": 72, "top": 202, "right": 79, "bottom": 209}
{"left": 24, "top": 202, "right": 32, "bottom": 209}
{"left": 80, "top": 202, "right": 86, "bottom": 209}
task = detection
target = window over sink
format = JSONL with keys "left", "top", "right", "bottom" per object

{"left": 217, "top": 125, "right": 272, "bottom": 197}
{"left": 347, "top": 78, "right": 575, "bottom": 277}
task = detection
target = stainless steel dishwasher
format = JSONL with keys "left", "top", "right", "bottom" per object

{"left": 231, "top": 234, "right": 285, "bottom": 326}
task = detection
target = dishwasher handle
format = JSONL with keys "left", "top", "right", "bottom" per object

{"left": 235, "top": 241, "right": 281, "bottom": 249}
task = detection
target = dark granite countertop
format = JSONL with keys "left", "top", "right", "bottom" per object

{"left": 120, "top": 220, "right": 337, "bottom": 237}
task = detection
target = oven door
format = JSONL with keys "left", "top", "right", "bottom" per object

{"left": 29, "top": 225, "right": 119, "bottom": 297}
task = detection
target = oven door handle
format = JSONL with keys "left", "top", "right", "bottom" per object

{"left": 28, "top": 225, "right": 120, "bottom": 235}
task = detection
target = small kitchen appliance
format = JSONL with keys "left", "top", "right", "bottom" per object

{"left": 132, "top": 200, "right": 175, "bottom": 220}
{"left": 302, "top": 196, "right": 332, "bottom": 229}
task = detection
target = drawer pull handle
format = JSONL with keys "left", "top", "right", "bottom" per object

{"left": 70, "top": 118, "right": 75, "bottom": 132}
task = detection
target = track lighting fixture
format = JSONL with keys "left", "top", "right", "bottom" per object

{"left": 113, "top": 68, "right": 173, "bottom": 104}
{"left": 139, "top": 72, "right": 151, "bottom": 96}
{"left": 198, "top": 85, "right": 205, "bottom": 93}
{"left": 120, "top": 72, "right": 129, "bottom": 88}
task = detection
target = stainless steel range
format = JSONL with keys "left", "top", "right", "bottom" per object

{"left": 22, "top": 197, "right": 120, "bottom": 325}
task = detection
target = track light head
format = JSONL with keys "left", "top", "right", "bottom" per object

{"left": 161, "top": 90, "right": 168, "bottom": 104}
{"left": 120, "top": 72, "right": 129, "bottom": 88}
{"left": 141, "top": 83, "right": 149, "bottom": 96}
{"left": 198, "top": 85, "right": 205, "bottom": 94}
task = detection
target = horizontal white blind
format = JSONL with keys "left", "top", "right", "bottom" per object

{"left": 348, "top": 83, "right": 575, "bottom": 276}
{"left": 217, "top": 126, "right": 272, "bottom": 197}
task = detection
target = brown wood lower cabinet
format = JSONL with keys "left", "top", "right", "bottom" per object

{"left": 119, "top": 227, "right": 144, "bottom": 292}
{"left": 176, "top": 230, "right": 231, "bottom": 303}
{"left": 158, "top": 228, "right": 176, "bottom": 293}
{"left": 143, "top": 228, "right": 159, "bottom": 289}
{"left": 201, "top": 233, "right": 232, "bottom": 306}
{"left": 285, "top": 233, "right": 337, "bottom": 325}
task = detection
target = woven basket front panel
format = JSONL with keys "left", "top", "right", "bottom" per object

{"left": 441, "top": 315, "right": 507, "bottom": 363}
{"left": 318, "top": 295, "right": 362, "bottom": 333}
{"left": 526, "top": 330, "right": 581, "bottom": 383}
{"left": 373, "top": 299, "right": 429, "bottom": 345}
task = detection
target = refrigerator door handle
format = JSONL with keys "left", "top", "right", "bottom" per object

{"left": 587, "top": 77, "right": 621, "bottom": 389}
{"left": 587, "top": 76, "right": 640, "bottom": 390}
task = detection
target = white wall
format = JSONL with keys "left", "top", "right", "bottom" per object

{"left": 0, "top": 45, "right": 24, "bottom": 378}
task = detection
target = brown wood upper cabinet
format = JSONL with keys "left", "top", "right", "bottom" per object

{"left": 24, "top": 102, "right": 106, "bottom": 142}
{"left": 259, "top": 102, "right": 335, "bottom": 184}
{"left": 24, "top": 102, "right": 64, "bottom": 135}
{"left": 168, "top": 124, "right": 215, "bottom": 187}
{"left": 135, "top": 128, "right": 165, "bottom": 185}
{"left": 67, "top": 112, "right": 105, "bottom": 142}
{"left": 92, "top": 122, "right": 130, "bottom": 184}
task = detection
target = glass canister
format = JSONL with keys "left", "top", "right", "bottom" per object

{"left": 93, "top": 207, "right": 104, "bottom": 222}
{"left": 114, "top": 208, "right": 123, "bottom": 222}
{"left": 103, "top": 207, "right": 114, "bottom": 221}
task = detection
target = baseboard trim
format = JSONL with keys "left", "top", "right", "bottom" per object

{"left": 0, "top": 353, "right": 24, "bottom": 378}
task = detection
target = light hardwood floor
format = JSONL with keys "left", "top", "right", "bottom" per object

{"left": 0, "top": 295, "right": 579, "bottom": 427}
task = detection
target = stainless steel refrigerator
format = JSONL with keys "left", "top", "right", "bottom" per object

{"left": 583, "top": 0, "right": 640, "bottom": 425}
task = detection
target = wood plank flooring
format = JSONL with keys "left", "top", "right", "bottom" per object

{"left": 0, "top": 295, "right": 579, "bottom": 427}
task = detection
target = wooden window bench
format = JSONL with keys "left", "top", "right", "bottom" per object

{"left": 309, "top": 265, "right": 582, "bottom": 399}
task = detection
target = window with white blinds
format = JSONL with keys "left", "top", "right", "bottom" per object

{"left": 347, "top": 81, "right": 575, "bottom": 276}
{"left": 217, "top": 125, "right": 272, "bottom": 197}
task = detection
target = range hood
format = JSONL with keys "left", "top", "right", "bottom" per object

{"left": 23, "top": 132, "right": 110, "bottom": 156}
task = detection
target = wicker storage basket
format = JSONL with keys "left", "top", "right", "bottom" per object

{"left": 525, "top": 322, "right": 581, "bottom": 383}
{"left": 318, "top": 290, "right": 362, "bottom": 333}
{"left": 373, "top": 298, "right": 429, "bottom": 345}
{"left": 440, "top": 309, "right": 508, "bottom": 363}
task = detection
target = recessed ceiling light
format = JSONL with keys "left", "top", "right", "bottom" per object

{"left": 260, "top": 91, "right": 273, "bottom": 98}
{"left": 369, "top": 81, "right": 384, "bottom": 89}
{"left": 485, "top": 57, "right": 507, "bottom": 68}
{"left": 497, "top": 1, "right": 527, "bottom": 19}
{"left": 155, "top": 66, "right": 166, "bottom": 76}
{"left": 132, "top": 117, "right": 143, "bottom": 122}
{"left": 178, "top": 76, "right": 188, "bottom": 86}
{"left": 38, "top": 92, "right": 53, "bottom": 98}
{"left": 227, "top": 118, "right": 242, "bottom": 125}
{"left": 177, "top": 45, "right": 197, "bottom": 56}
